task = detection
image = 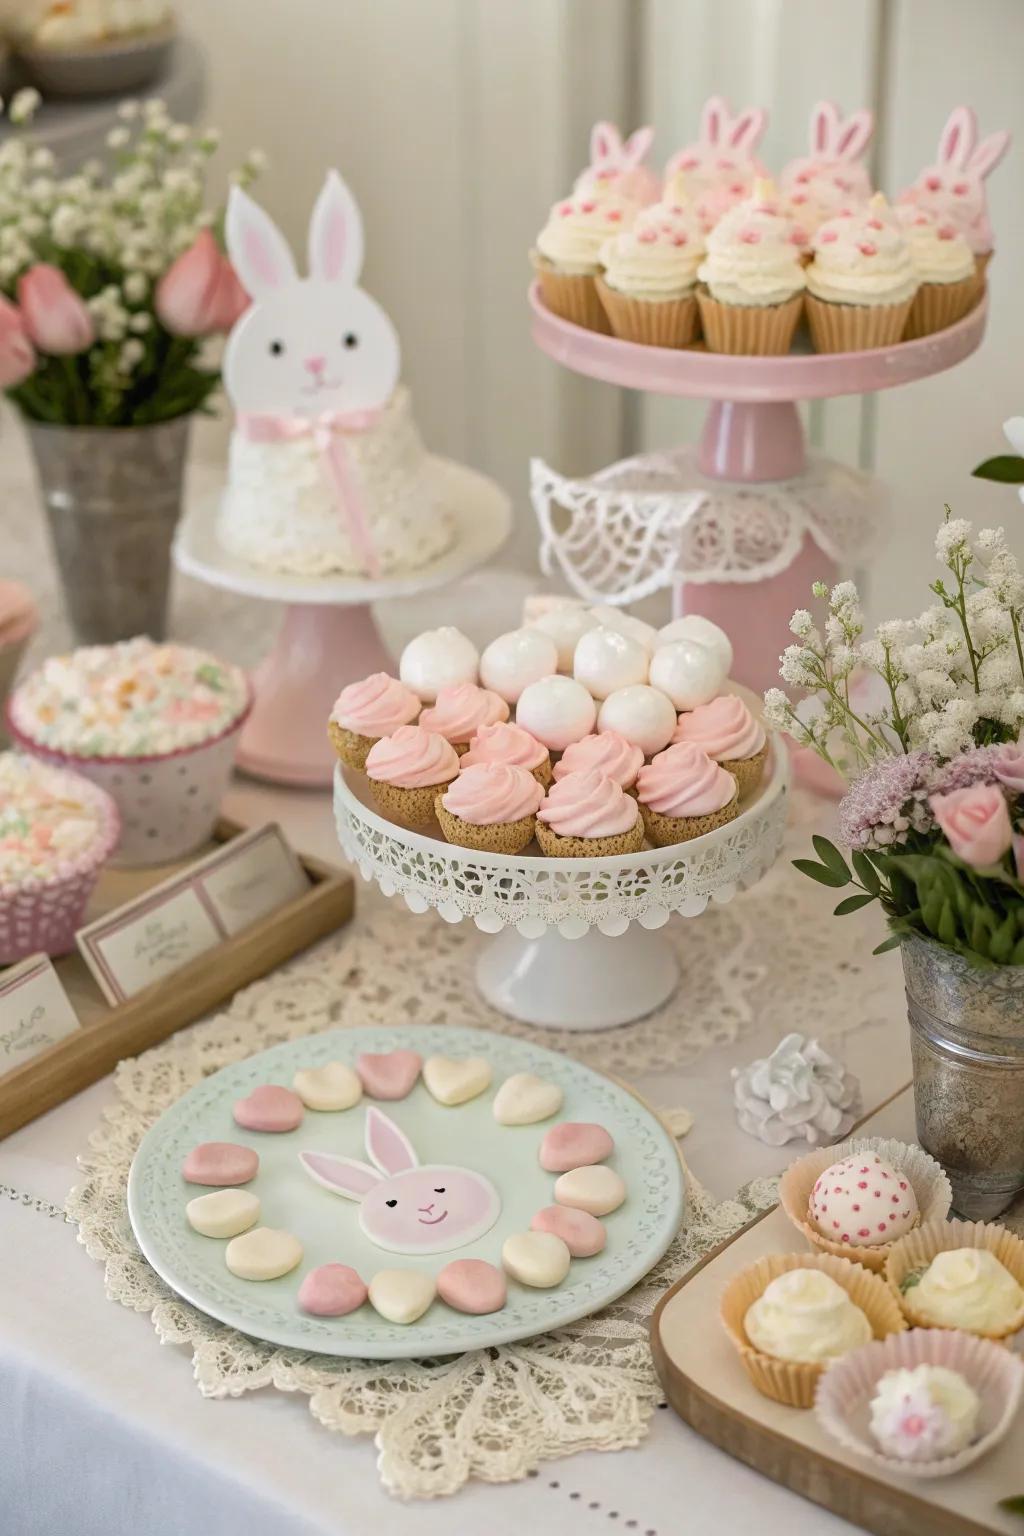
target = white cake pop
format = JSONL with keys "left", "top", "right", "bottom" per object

{"left": 525, "top": 606, "right": 599, "bottom": 672}
{"left": 479, "top": 629, "right": 558, "bottom": 705}
{"left": 588, "top": 606, "right": 658, "bottom": 655}
{"left": 399, "top": 627, "right": 479, "bottom": 704}
{"left": 597, "top": 685, "right": 677, "bottom": 756}
{"left": 656, "top": 615, "right": 733, "bottom": 675}
{"left": 649, "top": 639, "right": 727, "bottom": 711}
{"left": 516, "top": 676, "right": 597, "bottom": 752}
{"left": 573, "top": 627, "right": 648, "bottom": 701}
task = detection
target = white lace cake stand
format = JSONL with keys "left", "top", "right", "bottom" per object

{"left": 334, "top": 740, "right": 789, "bottom": 1031}
{"left": 174, "top": 456, "right": 511, "bottom": 787}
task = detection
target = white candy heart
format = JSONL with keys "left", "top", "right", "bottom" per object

{"left": 423, "top": 1055, "right": 493, "bottom": 1106}
{"left": 293, "top": 1061, "right": 363, "bottom": 1112}
{"left": 186, "top": 1188, "right": 260, "bottom": 1239}
{"left": 369, "top": 1268, "right": 437, "bottom": 1324}
{"left": 502, "top": 1231, "right": 571, "bottom": 1288}
{"left": 492, "top": 1073, "right": 564, "bottom": 1126}
{"left": 554, "top": 1165, "right": 626, "bottom": 1217}
{"left": 225, "top": 1227, "right": 303, "bottom": 1281}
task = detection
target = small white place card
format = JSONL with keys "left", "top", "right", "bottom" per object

{"left": 0, "top": 954, "right": 80, "bottom": 1077}
{"left": 77, "top": 824, "right": 312, "bottom": 1005}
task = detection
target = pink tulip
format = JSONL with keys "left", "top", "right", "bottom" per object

{"left": 1014, "top": 833, "right": 1024, "bottom": 881}
{"left": 156, "top": 230, "right": 248, "bottom": 337}
{"left": 17, "top": 264, "right": 94, "bottom": 355}
{"left": 208, "top": 258, "right": 250, "bottom": 332}
{"left": 0, "top": 295, "right": 36, "bottom": 388}
{"left": 993, "top": 737, "right": 1024, "bottom": 794}
{"left": 929, "top": 784, "right": 1014, "bottom": 868}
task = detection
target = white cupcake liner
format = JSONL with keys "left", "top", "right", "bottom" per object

{"left": 815, "top": 1327, "right": 1024, "bottom": 1479}
{"left": 779, "top": 1135, "right": 953, "bottom": 1273}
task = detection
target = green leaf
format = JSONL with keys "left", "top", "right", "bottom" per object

{"left": 834, "top": 893, "right": 876, "bottom": 916}
{"left": 972, "top": 454, "right": 1024, "bottom": 484}
{"left": 851, "top": 851, "right": 881, "bottom": 895}
{"left": 792, "top": 859, "right": 850, "bottom": 889}
{"left": 872, "top": 933, "right": 903, "bottom": 955}
{"left": 991, "top": 913, "right": 1018, "bottom": 964}
{"left": 812, "top": 836, "right": 851, "bottom": 880}
{"left": 899, "top": 1268, "right": 924, "bottom": 1293}
{"left": 998, "top": 1495, "right": 1024, "bottom": 1518}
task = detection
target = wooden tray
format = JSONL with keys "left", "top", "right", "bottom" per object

{"left": 651, "top": 1088, "right": 1022, "bottom": 1536}
{"left": 0, "top": 819, "right": 354, "bottom": 1139}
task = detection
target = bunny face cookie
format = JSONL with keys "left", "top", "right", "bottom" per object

{"left": 299, "top": 1106, "right": 501, "bottom": 1255}
{"left": 224, "top": 169, "right": 400, "bottom": 420}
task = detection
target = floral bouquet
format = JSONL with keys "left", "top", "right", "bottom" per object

{"left": 765, "top": 496, "right": 1024, "bottom": 967}
{"left": 0, "top": 89, "right": 262, "bottom": 426}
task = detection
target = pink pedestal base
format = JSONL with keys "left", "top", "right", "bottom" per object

{"left": 237, "top": 604, "right": 393, "bottom": 788}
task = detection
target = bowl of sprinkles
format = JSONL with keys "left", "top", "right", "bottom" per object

{"left": 7, "top": 639, "right": 252, "bottom": 867}
{"left": 0, "top": 751, "right": 120, "bottom": 962}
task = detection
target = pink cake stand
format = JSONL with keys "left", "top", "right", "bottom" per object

{"left": 173, "top": 457, "right": 512, "bottom": 788}
{"left": 529, "top": 284, "right": 988, "bottom": 695}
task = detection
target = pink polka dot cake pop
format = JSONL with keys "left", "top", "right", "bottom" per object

{"left": 809, "top": 1152, "right": 919, "bottom": 1248}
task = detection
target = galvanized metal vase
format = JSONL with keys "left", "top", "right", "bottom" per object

{"left": 26, "top": 416, "right": 192, "bottom": 645}
{"left": 903, "top": 932, "right": 1024, "bottom": 1221}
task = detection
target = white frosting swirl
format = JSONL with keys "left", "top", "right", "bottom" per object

{"left": 536, "top": 191, "right": 638, "bottom": 275}
{"left": 869, "top": 1365, "right": 980, "bottom": 1463}
{"left": 911, "top": 1248, "right": 1024, "bottom": 1333}
{"left": 896, "top": 206, "right": 975, "bottom": 285}
{"left": 807, "top": 200, "right": 919, "bottom": 307}
{"left": 744, "top": 1268, "right": 872, "bottom": 1363}
{"left": 696, "top": 182, "right": 807, "bottom": 307}
{"left": 600, "top": 197, "right": 705, "bottom": 299}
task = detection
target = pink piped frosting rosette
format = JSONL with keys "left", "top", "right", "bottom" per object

{"left": 553, "top": 730, "right": 644, "bottom": 791}
{"left": 329, "top": 672, "right": 420, "bottom": 768}
{"left": 0, "top": 751, "right": 120, "bottom": 963}
{"left": 460, "top": 721, "right": 552, "bottom": 785}
{"left": 535, "top": 769, "right": 643, "bottom": 858}
{"left": 419, "top": 683, "right": 509, "bottom": 752}
{"left": 672, "top": 694, "right": 767, "bottom": 797}
{"left": 364, "top": 724, "right": 460, "bottom": 828}
{"left": 436, "top": 762, "right": 545, "bottom": 854}
{"left": 636, "top": 740, "right": 739, "bottom": 846}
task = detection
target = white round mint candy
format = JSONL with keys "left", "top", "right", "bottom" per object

{"left": 588, "top": 606, "right": 658, "bottom": 655}
{"left": 515, "top": 675, "right": 597, "bottom": 752}
{"left": 573, "top": 627, "right": 648, "bottom": 701}
{"left": 648, "top": 639, "right": 727, "bottom": 711}
{"left": 526, "top": 606, "right": 598, "bottom": 672}
{"left": 656, "top": 616, "right": 733, "bottom": 675}
{"left": 399, "top": 627, "right": 479, "bottom": 704}
{"left": 479, "top": 628, "right": 558, "bottom": 704}
{"left": 597, "top": 685, "right": 676, "bottom": 756}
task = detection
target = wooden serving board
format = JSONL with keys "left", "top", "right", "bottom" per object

{"left": 0, "top": 819, "right": 354, "bottom": 1139}
{"left": 651, "top": 1089, "right": 1023, "bottom": 1536}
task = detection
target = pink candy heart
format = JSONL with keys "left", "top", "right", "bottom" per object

{"left": 297, "top": 1263, "right": 368, "bottom": 1317}
{"left": 182, "top": 1142, "right": 260, "bottom": 1186}
{"left": 355, "top": 1050, "right": 422, "bottom": 1101}
{"left": 437, "top": 1258, "right": 507, "bottom": 1315}
{"left": 233, "top": 1085, "right": 305, "bottom": 1133}
{"left": 531, "top": 1204, "right": 606, "bottom": 1258}
{"left": 539, "top": 1122, "right": 615, "bottom": 1173}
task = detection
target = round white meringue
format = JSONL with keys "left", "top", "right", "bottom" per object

{"left": 525, "top": 606, "right": 599, "bottom": 672}
{"left": 588, "top": 606, "right": 658, "bottom": 655}
{"left": 479, "top": 628, "right": 558, "bottom": 704}
{"left": 399, "top": 627, "right": 479, "bottom": 704}
{"left": 648, "top": 638, "right": 727, "bottom": 711}
{"left": 597, "top": 685, "right": 676, "bottom": 756}
{"left": 656, "top": 615, "right": 733, "bottom": 675}
{"left": 573, "top": 627, "right": 648, "bottom": 700}
{"left": 516, "top": 675, "right": 597, "bottom": 752}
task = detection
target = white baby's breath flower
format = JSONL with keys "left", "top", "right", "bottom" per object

{"left": 118, "top": 100, "right": 140, "bottom": 120}
{"left": 935, "top": 517, "right": 973, "bottom": 562}
{"left": 789, "top": 608, "right": 814, "bottom": 638}
{"left": 106, "top": 126, "right": 131, "bottom": 150}
{"left": 976, "top": 526, "right": 1007, "bottom": 556}
{"left": 128, "top": 311, "right": 151, "bottom": 333}
{"left": 119, "top": 339, "right": 145, "bottom": 371}
{"left": 123, "top": 271, "right": 148, "bottom": 302}
{"left": 9, "top": 88, "right": 41, "bottom": 125}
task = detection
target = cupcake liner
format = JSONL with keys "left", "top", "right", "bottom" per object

{"left": 369, "top": 776, "right": 456, "bottom": 829}
{"left": 976, "top": 251, "right": 993, "bottom": 279}
{"left": 531, "top": 756, "right": 553, "bottom": 788}
{"left": 779, "top": 1136, "right": 952, "bottom": 1274}
{"left": 720, "top": 1251, "right": 906, "bottom": 1409}
{"left": 595, "top": 277, "right": 699, "bottom": 348}
{"left": 886, "top": 1218, "right": 1024, "bottom": 1341}
{"left": 815, "top": 1327, "right": 1024, "bottom": 1478}
{"left": 721, "top": 742, "right": 769, "bottom": 800}
{"left": 805, "top": 293, "right": 914, "bottom": 354}
{"left": 531, "top": 252, "right": 609, "bottom": 333}
{"left": 639, "top": 790, "right": 739, "bottom": 848}
{"left": 696, "top": 288, "right": 803, "bottom": 355}
{"left": 903, "top": 276, "right": 978, "bottom": 340}
{"left": 327, "top": 720, "right": 377, "bottom": 771}
{"left": 435, "top": 797, "right": 537, "bottom": 854}
{"left": 534, "top": 818, "right": 645, "bottom": 859}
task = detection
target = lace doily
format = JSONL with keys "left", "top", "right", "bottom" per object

{"left": 531, "top": 446, "right": 887, "bottom": 605}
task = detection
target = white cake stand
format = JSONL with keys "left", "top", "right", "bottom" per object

{"left": 173, "top": 456, "right": 512, "bottom": 787}
{"left": 334, "top": 740, "right": 789, "bottom": 1031}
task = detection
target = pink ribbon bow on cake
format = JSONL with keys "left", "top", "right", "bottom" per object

{"left": 240, "top": 409, "right": 382, "bottom": 578}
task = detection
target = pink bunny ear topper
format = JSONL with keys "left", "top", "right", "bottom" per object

{"left": 299, "top": 1106, "right": 418, "bottom": 1200}
{"left": 588, "top": 120, "right": 654, "bottom": 172}
{"left": 808, "top": 100, "right": 874, "bottom": 163}
{"left": 699, "top": 96, "right": 767, "bottom": 154}
{"left": 936, "top": 105, "right": 1010, "bottom": 179}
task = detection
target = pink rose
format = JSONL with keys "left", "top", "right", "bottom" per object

{"left": 929, "top": 784, "right": 1013, "bottom": 868}
{"left": 993, "top": 737, "right": 1024, "bottom": 794}
{"left": 156, "top": 231, "right": 249, "bottom": 337}
{"left": 0, "top": 295, "right": 36, "bottom": 387}
{"left": 17, "top": 264, "right": 94, "bottom": 355}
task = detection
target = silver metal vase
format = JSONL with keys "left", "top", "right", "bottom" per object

{"left": 26, "top": 416, "right": 192, "bottom": 645}
{"left": 903, "top": 932, "right": 1024, "bottom": 1220}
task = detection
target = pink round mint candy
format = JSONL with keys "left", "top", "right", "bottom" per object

{"left": 233, "top": 1085, "right": 305, "bottom": 1133}
{"left": 539, "top": 1122, "right": 615, "bottom": 1173}
{"left": 298, "top": 1263, "right": 367, "bottom": 1317}
{"left": 356, "top": 1050, "right": 422, "bottom": 1100}
{"left": 808, "top": 1151, "right": 919, "bottom": 1247}
{"left": 531, "top": 1204, "right": 606, "bottom": 1258}
{"left": 182, "top": 1142, "right": 259, "bottom": 1186}
{"left": 437, "top": 1258, "right": 508, "bottom": 1315}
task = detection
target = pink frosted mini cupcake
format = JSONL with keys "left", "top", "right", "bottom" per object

{"left": 364, "top": 724, "right": 460, "bottom": 828}
{"left": 328, "top": 672, "right": 421, "bottom": 770}
{"left": 636, "top": 740, "right": 739, "bottom": 846}
{"left": 552, "top": 730, "right": 643, "bottom": 793}
{"left": 535, "top": 769, "right": 644, "bottom": 858}
{"left": 435, "top": 762, "right": 545, "bottom": 854}
{"left": 418, "top": 683, "right": 509, "bottom": 755}
{"left": 460, "top": 720, "right": 552, "bottom": 787}
{"left": 671, "top": 694, "right": 768, "bottom": 797}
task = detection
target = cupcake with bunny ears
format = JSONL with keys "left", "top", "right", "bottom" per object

{"left": 531, "top": 187, "right": 639, "bottom": 333}
{"left": 695, "top": 180, "right": 807, "bottom": 355}
{"left": 805, "top": 195, "right": 918, "bottom": 352}
{"left": 897, "top": 206, "right": 978, "bottom": 339}
{"left": 897, "top": 106, "right": 1010, "bottom": 283}
{"left": 596, "top": 173, "right": 705, "bottom": 347}
{"left": 664, "top": 95, "right": 768, "bottom": 211}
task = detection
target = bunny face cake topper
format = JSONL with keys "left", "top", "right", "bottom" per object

{"left": 575, "top": 121, "right": 659, "bottom": 203}
{"left": 223, "top": 170, "right": 401, "bottom": 420}
{"left": 780, "top": 100, "right": 875, "bottom": 198}
{"left": 299, "top": 1106, "right": 501, "bottom": 1255}
{"left": 901, "top": 106, "right": 1010, "bottom": 254}
{"left": 665, "top": 96, "right": 768, "bottom": 196}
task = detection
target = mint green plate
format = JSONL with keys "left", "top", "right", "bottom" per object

{"left": 127, "top": 1025, "right": 686, "bottom": 1359}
